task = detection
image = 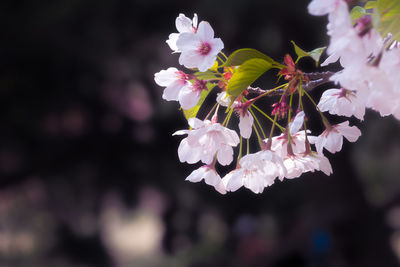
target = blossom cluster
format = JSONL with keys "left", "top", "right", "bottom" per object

{"left": 154, "top": 2, "right": 400, "bottom": 194}
{"left": 309, "top": 0, "right": 400, "bottom": 119}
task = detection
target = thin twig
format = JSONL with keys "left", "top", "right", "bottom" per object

{"left": 247, "top": 71, "right": 335, "bottom": 96}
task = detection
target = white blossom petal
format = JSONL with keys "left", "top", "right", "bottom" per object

{"left": 196, "top": 21, "right": 214, "bottom": 42}
{"left": 238, "top": 112, "right": 253, "bottom": 139}
{"left": 222, "top": 171, "right": 243, "bottom": 192}
{"left": 290, "top": 111, "right": 305, "bottom": 134}
{"left": 166, "top": 33, "right": 179, "bottom": 52}
{"left": 176, "top": 14, "right": 194, "bottom": 33}
{"left": 186, "top": 166, "right": 226, "bottom": 194}
{"left": 178, "top": 87, "right": 200, "bottom": 109}
{"left": 154, "top": 67, "right": 179, "bottom": 86}
{"left": 217, "top": 145, "right": 234, "bottom": 166}
{"left": 162, "top": 80, "right": 187, "bottom": 101}
{"left": 335, "top": 121, "right": 361, "bottom": 142}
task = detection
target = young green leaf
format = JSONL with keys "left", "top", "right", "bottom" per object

{"left": 193, "top": 71, "right": 220, "bottom": 80}
{"left": 226, "top": 58, "right": 272, "bottom": 98}
{"left": 223, "top": 48, "right": 283, "bottom": 69}
{"left": 183, "top": 83, "right": 215, "bottom": 121}
{"left": 291, "top": 41, "right": 326, "bottom": 67}
{"left": 350, "top": 6, "right": 367, "bottom": 23}
{"left": 373, "top": 0, "right": 400, "bottom": 41}
{"left": 365, "top": 1, "right": 377, "bottom": 9}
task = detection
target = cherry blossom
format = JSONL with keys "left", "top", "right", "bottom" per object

{"left": 216, "top": 91, "right": 236, "bottom": 107}
{"left": 310, "top": 121, "right": 361, "bottom": 154}
{"left": 186, "top": 165, "right": 226, "bottom": 194}
{"left": 271, "top": 111, "right": 311, "bottom": 158}
{"left": 222, "top": 150, "right": 286, "bottom": 194}
{"left": 234, "top": 102, "right": 254, "bottom": 139}
{"left": 156, "top": 7, "right": 400, "bottom": 195}
{"left": 166, "top": 13, "right": 198, "bottom": 52}
{"left": 173, "top": 118, "right": 240, "bottom": 166}
{"left": 283, "top": 153, "right": 332, "bottom": 179}
{"left": 267, "top": 112, "right": 332, "bottom": 179}
{"left": 217, "top": 92, "right": 254, "bottom": 138}
{"left": 307, "top": 0, "right": 342, "bottom": 16}
{"left": 154, "top": 67, "right": 191, "bottom": 104}
{"left": 238, "top": 112, "right": 253, "bottom": 139}
{"left": 222, "top": 153, "right": 271, "bottom": 194}
{"left": 321, "top": 1, "right": 366, "bottom": 67}
{"left": 317, "top": 88, "right": 365, "bottom": 120}
{"left": 311, "top": 0, "right": 399, "bottom": 120}
{"left": 176, "top": 21, "right": 224, "bottom": 72}
{"left": 154, "top": 68, "right": 208, "bottom": 109}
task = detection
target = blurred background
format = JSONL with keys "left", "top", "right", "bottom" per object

{"left": 1, "top": 0, "right": 400, "bottom": 266}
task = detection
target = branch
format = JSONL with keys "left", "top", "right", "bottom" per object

{"left": 247, "top": 71, "right": 335, "bottom": 96}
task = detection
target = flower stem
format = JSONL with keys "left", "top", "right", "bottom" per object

{"left": 222, "top": 107, "right": 233, "bottom": 127}
{"left": 303, "top": 90, "right": 330, "bottom": 128}
{"left": 205, "top": 103, "right": 219, "bottom": 120}
{"left": 237, "top": 136, "right": 243, "bottom": 162}
{"left": 249, "top": 107, "right": 266, "bottom": 139}
{"left": 252, "top": 123, "right": 264, "bottom": 149}
{"left": 217, "top": 55, "right": 225, "bottom": 65}
{"left": 287, "top": 92, "right": 294, "bottom": 125}
{"left": 286, "top": 93, "right": 294, "bottom": 149}
{"left": 267, "top": 114, "right": 278, "bottom": 140}
{"left": 220, "top": 52, "right": 228, "bottom": 60}
{"left": 299, "top": 84, "right": 312, "bottom": 153}
{"left": 251, "top": 104, "right": 285, "bottom": 132}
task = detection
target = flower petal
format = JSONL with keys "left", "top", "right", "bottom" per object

{"left": 196, "top": 21, "right": 214, "bottom": 41}
{"left": 217, "top": 145, "right": 234, "bottom": 166}
{"left": 154, "top": 68, "right": 179, "bottom": 86}
{"left": 178, "top": 87, "right": 200, "bottom": 109}
{"left": 238, "top": 112, "right": 253, "bottom": 139}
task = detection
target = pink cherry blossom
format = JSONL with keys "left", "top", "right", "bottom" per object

{"left": 322, "top": 5, "right": 365, "bottom": 67}
{"left": 270, "top": 111, "right": 312, "bottom": 158}
{"left": 186, "top": 165, "right": 226, "bottom": 194}
{"left": 154, "top": 68, "right": 207, "bottom": 109}
{"left": 317, "top": 88, "right": 365, "bottom": 120}
{"left": 176, "top": 21, "right": 224, "bottom": 72}
{"left": 311, "top": 0, "right": 400, "bottom": 120}
{"left": 217, "top": 92, "right": 254, "bottom": 138}
{"left": 307, "top": 0, "right": 342, "bottom": 16}
{"left": 319, "top": 2, "right": 383, "bottom": 68}
{"left": 173, "top": 118, "right": 240, "bottom": 166}
{"left": 234, "top": 102, "right": 254, "bottom": 139}
{"left": 310, "top": 121, "right": 361, "bottom": 154}
{"left": 238, "top": 112, "right": 254, "bottom": 139}
{"left": 289, "top": 111, "right": 305, "bottom": 134}
{"left": 283, "top": 153, "right": 332, "bottom": 179}
{"left": 222, "top": 150, "right": 285, "bottom": 194}
{"left": 166, "top": 13, "right": 198, "bottom": 52}
{"left": 222, "top": 154, "right": 270, "bottom": 194}
{"left": 154, "top": 67, "right": 190, "bottom": 101}
{"left": 216, "top": 91, "right": 236, "bottom": 107}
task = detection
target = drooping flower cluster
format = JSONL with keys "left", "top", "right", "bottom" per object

{"left": 154, "top": 3, "right": 399, "bottom": 194}
{"left": 309, "top": 0, "right": 400, "bottom": 119}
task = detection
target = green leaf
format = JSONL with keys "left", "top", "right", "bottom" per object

{"left": 223, "top": 48, "right": 283, "bottom": 69}
{"left": 373, "top": 0, "right": 400, "bottom": 41}
{"left": 365, "top": 1, "right": 377, "bottom": 9}
{"left": 291, "top": 41, "right": 326, "bottom": 67}
{"left": 193, "top": 71, "right": 219, "bottom": 80}
{"left": 183, "top": 83, "right": 215, "bottom": 121}
{"left": 308, "top": 47, "right": 327, "bottom": 65}
{"left": 351, "top": 6, "right": 367, "bottom": 23}
{"left": 209, "top": 60, "right": 220, "bottom": 72}
{"left": 226, "top": 58, "right": 272, "bottom": 98}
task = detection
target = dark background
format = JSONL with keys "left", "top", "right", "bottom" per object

{"left": 1, "top": 0, "right": 400, "bottom": 266}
